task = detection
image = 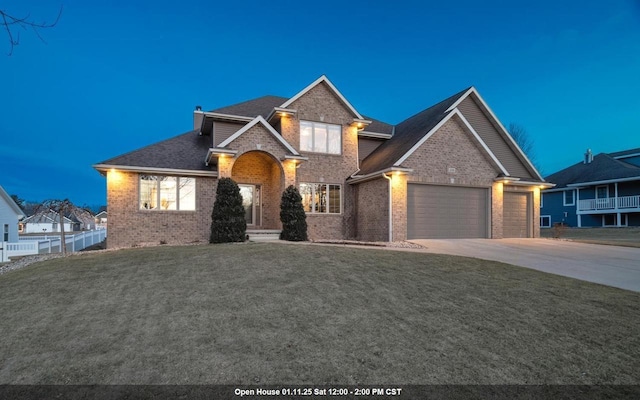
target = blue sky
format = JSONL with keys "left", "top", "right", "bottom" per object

{"left": 2, "top": 0, "right": 639, "bottom": 207}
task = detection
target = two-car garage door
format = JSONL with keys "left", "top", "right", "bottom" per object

{"left": 407, "top": 184, "right": 489, "bottom": 239}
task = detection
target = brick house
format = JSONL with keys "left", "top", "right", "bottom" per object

{"left": 94, "top": 76, "right": 550, "bottom": 248}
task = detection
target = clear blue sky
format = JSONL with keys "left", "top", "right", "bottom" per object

{"left": 2, "top": 0, "right": 639, "bottom": 207}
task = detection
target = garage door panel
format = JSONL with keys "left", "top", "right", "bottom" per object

{"left": 503, "top": 191, "right": 529, "bottom": 238}
{"left": 408, "top": 184, "right": 489, "bottom": 239}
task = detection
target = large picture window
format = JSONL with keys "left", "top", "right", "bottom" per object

{"left": 299, "top": 183, "right": 341, "bottom": 214}
{"left": 140, "top": 175, "right": 196, "bottom": 211}
{"left": 300, "top": 121, "right": 341, "bottom": 154}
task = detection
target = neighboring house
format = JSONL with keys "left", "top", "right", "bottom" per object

{"left": 64, "top": 208, "right": 96, "bottom": 231}
{"left": 542, "top": 148, "right": 640, "bottom": 228}
{"left": 0, "top": 185, "right": 24, "bottom": 243}
{"left": 22, "top": 211, "right": 74, "bottom": 234}
{"left": 95, "top": 210, "right": 107, "bottom": 228}
{"left": 94, "top": 75, "right": 550, "bottom": 248}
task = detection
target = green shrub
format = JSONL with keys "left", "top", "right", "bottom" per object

{"left": 279, "top": 185, "right": 308, "bottom": 241}
{"left": 210, "top": 178, "right": 247, "bottom": 243}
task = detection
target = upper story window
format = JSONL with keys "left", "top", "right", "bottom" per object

{"left": 140, "top": 175, "right": 196, "bottom": 211}
{"left": 563, "top": 190, "right": 575, "bottom": 206}
{"left": 300, "top": 121, "right": 341, "bottom": 154}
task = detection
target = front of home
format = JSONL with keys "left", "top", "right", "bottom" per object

{"left": 542, "top": 148, "right": 640, "bottom": 228}
{"left": 94, "top": 76, "right": 549, "bottom": 248}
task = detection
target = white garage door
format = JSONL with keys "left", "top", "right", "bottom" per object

{"left": 407, "top": 184, "right": 489, "bottom": 239}
{"left": 503, "top": 191, "right": 530, "bottom": 238}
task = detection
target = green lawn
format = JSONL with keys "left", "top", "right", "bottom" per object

{"left": 0, "top": 243, "right": 638, "bottom": 385}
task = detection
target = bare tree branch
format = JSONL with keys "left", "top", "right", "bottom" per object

{"left": 0, "top": 5, "right": 63, "bottom": 56}
{"left": 508, "top": 122, "right": 543, "bottom": 174}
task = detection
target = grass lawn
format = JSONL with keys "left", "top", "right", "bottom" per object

{"left": 0, "top": 242, "right": 638, "bottom": 385}
{"left": 541, "top": 227, "right": 640, "bottom": 248}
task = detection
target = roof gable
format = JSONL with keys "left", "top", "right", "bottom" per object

{"left": 280, "top": 75, "right": 364, "bottom": 119}
{"left": 357, "top": 88, "right": 469, "bottom": 175}
{"left": 0, "top": 185, "right": 24, "bottom": 218}
{"left": 218, "top": 116, "right": 300, "bottom": 156}
{"left": 454, "top": 89, "right": 542, "bottom": 181}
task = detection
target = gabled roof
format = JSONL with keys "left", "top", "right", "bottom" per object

{"left": 0, "top": 185, "right": 24, "bottom": 218}
{"left": 94, "top": 130, "right": 215, "bottom": 175}
{"left": 24, "top": 210, "right": 74, "bottom": 224}
{"left": 280, "top": 75, "right": 364, "bottom": 119}
{"left": 210, "top": 95, "right": 288, "bottom": 119}
{"left": 218, "top": 116, "right": 300, "bottom": 156}
{"left": 357, "top": 88, "right": 470, "bottom": 175}
{"left": 545, "top": 151, "right": 640, "bottom": 188}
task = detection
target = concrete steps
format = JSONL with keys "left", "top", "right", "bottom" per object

{"left": 246, "top": 229, "right": 281, "bottom": 242}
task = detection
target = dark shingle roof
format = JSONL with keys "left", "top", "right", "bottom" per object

{"left": 362, "top": 115, "right": 394, "bottom": 135}
{"left": 545, "top": 153, "right": 640, "bottom": 188}
{"left": 608, "top": 147, "right": 640, "bottom": 158}
{"left": 97, "top": 130, "right": 213, "bottom": 172}
{"left": 357, "top": 88, "right": 470, "bottom": 175}
{"left": 210, "top": 95, "right": 288, "bottom": 118}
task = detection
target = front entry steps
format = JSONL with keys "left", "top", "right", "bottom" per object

{"left": 246, "top": 229, "right": 281, "bottom": 242}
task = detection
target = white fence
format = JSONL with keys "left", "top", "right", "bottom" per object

{"left": 1, "top": 229, "right": 107, "bottom": 262}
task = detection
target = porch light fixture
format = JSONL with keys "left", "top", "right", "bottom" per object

{"left": 351, "top": 118, "right": 372, "bottom": 131}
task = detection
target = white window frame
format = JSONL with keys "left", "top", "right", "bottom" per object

{"left": 139, "top": 175, "right": 196, "bottom": 211}
{"left": 540, "top": 215, "right": 551, "bottom": 228}
{"left": 540, "top": 193, "right": 544, "bottom": 208}
{"left": 3, "top": 224, "right": 8, "bottom": 242}
{"left": 299, "top": 183, "right": 342, "bottom": 214}
{"left": 563, "top": 189, "right": 575, "bottom": 206}
{"left": 299, "top": 120, "right": 342, "bottom": 155}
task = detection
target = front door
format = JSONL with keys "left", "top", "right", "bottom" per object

{"left": 239, "top": 184, "right": 261, "bottom": 226}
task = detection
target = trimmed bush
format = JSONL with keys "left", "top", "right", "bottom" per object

{"left": 280, "top": 185, "right": 308, "bottom": 241}
{"left": 210, "top": 178, "right": 247, "bottom": 243}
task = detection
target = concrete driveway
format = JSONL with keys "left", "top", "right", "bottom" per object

{"left": 409, "top": 238, "right": 640, "bottom": 292}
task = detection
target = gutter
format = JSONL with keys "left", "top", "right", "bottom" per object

{"left": 348, "top": 167, "right": 413, "bottom": 184}
{"left": 382, "top": 173, "right": 393, "bottom": 242}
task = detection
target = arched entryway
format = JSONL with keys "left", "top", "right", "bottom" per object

{"left": 231, "top": 151, "right": 285, "bottom": 229}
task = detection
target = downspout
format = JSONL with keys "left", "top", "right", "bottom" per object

{"left": 382, "top": 173, "right": 393, "bottom": 242}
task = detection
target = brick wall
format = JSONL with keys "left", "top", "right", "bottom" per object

{"left": 106, "top": 170, "right": 216, "bottom": 248}
{"left": 279, "top": 81, "right": 360, "bottom": 240}
{"left": 355, "top": 177, "right": 389, "bottom": 241}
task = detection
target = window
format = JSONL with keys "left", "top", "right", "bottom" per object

{"left": 540, "top": 193, "right": 544, "bottom": 208}
{"left": 563, "top": 190, "right": 575, "bottom": 206}
{"left": 140, "top": 175, "right": 196, "bottom": 211}
{"left": 299, "top": 183, "right": 341, "bottom": 214}
{"left": 596, "top": 185, "right": 609, "bottom": 199}
{"left": 3, "top": 224, "right": 8, "bottom": 241}
{"left": 300, "top": 121, "right": 341, "bottom": 154}
{"left": 540, "top": 216, "right": 551, "bottom": 228}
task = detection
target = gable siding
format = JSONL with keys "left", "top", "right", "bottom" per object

{"left": 457, "top": 97, "right": 534, "bottom": 179}
{"left": 213, "top": 121, "right": 245, "bottom": 147}
{"left": 358, "top": 137, "right": 385, "bottom": 163}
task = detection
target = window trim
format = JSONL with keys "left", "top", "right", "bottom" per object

{"left": 139, "top": 175, "right": 196, "bottom": 211}
{"left": 299, "top": 183, "right": 342, "bottom": 215}
{"left": 299, "top": 120, "right": 342, "bottom": 155}
{"left": 540, "top": 215, "right": 551, "bottom": 228}
{"left": 563, "top": 189, "right": 575, "bottom": 206}
{"left": 3, "top": 224, "right": 8, "bottom": 242}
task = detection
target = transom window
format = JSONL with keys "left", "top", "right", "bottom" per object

{"left": 299, "top": 183, "right": 341, "bottom": 214}
{"left": 300, "top": 121, "right": 341, "bottom": 154}
{"left": 140, "top": 175, "right": 196, "bottom": 211}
